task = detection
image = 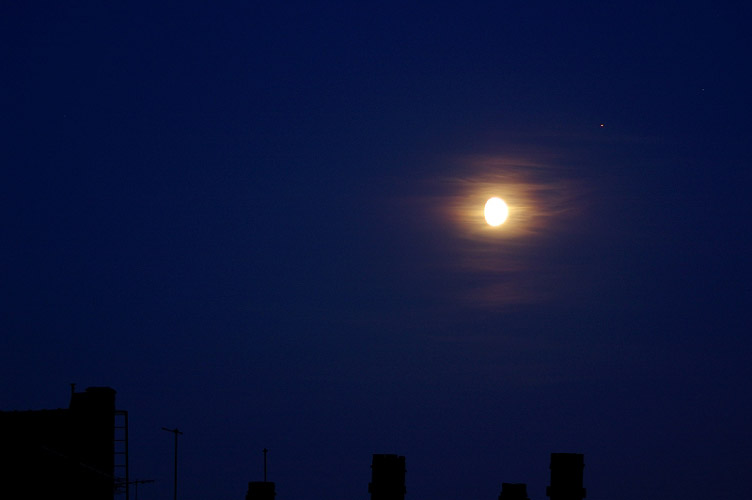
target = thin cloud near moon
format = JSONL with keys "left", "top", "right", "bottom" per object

{"left": 413, "top": 148, "right": 588, "bottom": 309}
{"left": 441, "top": 153, "right": 582, "bottom": 243}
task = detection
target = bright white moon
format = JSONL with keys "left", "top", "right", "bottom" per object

{"left": 484, "top": 197, "right": 509, "bottom": 226}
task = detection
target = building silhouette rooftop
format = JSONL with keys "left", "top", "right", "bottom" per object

{"left": 0, "top": 386, "right": 124, "bottom": 500}
{"left": 1, "top": 386, "right": 591, "bottom": 500}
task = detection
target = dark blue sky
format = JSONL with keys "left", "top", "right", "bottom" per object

{"left": 2, "top": 3, "right": 751, "bottom": 500}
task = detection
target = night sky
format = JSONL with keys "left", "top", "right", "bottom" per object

{"left": 2, "top": 3, "right": 751, "bottom": 500}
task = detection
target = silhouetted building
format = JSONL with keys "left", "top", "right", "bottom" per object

{"left": 246, "top": 481, "right": 276, "bottom": 500}
{"left": 546, "top": 453, "right": 586, "bottom": 500}
{"left": 498, "top": 482, "right": 530, "bottom": 500}
{"left": 0, "top": 386, "right": 126, "bottom": 500}
{"left": 369, "top": 454, "right": 406, "bottom": 500}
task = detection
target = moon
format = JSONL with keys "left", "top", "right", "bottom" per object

{"left": 484, "top": 197, "right": 509, "bottom": 226}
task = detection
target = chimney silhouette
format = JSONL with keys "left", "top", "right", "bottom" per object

{"left": 546, "top": 453, "right": 586, "bottom": 500}
{"left": 245, "top": 482, "right": 275, "bottom": 500}
{"left": 246, "top": 449, "right": 275, "bottom": 500}
{"left": 369, "top": 454, "right": 406, "bottom": 500}
{"left": 498, "top": 483, "right": 530, "bottom": 500}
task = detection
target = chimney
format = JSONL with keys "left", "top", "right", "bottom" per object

{"left": 546, "top": 453, "right": 586, "bottom": 500}
{"left": 369, "top": 454, "right": 406, "bottom": 500}
{"left": 498, "top": 483, "right": 530, "bottom": 500}
{"left": 246, "top": 482, "right": 275, "bottom": 500}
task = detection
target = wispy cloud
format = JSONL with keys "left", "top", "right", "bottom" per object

{"left": 399, "top": 144, "right": 592, "bottom": 310}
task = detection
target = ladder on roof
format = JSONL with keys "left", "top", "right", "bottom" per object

{"left": 114, "top": 409, "right": 129, "bottom": 499}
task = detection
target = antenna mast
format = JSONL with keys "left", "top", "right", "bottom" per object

{"left": 162, "top": 427, "right": 183, "bottom": 500}
{"left": 263, "top": 448, "right": 268, "bottom": 482}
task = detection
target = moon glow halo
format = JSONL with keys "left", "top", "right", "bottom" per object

{"left": 484, "top": 197, "right": 509, "bottom": 226}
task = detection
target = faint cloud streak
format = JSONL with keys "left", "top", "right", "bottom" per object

{"left": 408, "top": 146, "right": 589, "bottom": 310}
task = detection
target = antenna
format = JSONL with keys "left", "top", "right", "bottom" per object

{"left": 162, "top": 427, "right": 183, "bottom": 500}
{"left": 125, "top": 479, "right": 155, "bottom": 500}
{"left": 263, "top": 448, "right": 268, "bottom": 482}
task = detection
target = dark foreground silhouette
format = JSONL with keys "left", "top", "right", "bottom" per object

{"left": 1, "top": 386, "right": 586, "bottom": 500}
{"left": 0, "top": 386, "right": 125, "bottom": 500}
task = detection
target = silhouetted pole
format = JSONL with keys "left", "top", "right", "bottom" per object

{"left": 162, "top": 427, "right": 183, "bottom": 500}
{"left": 263, "top": 448, "right": 268, "bottom": 482}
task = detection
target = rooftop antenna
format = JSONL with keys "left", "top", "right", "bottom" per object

{"left": 162, "top": 427, "right": 183, "bottom": 500}
{"left": 126, "top": 479, "right": 155, "bottom": 500}
{"left": 263, "top": 448, "right": 268, "bottom": 482}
